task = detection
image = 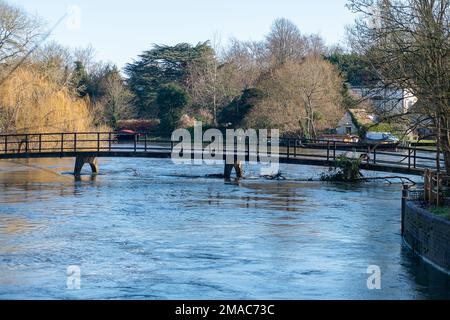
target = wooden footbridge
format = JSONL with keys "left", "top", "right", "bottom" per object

{"left": 0, "top": 132, "right": 443, "bottom": 178}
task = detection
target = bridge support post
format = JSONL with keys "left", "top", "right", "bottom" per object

{"left": 224, "top": 161, "right": 243, "bottom": 179}
{"left": 74, "top": 156, "right": 99, "bottom": 175}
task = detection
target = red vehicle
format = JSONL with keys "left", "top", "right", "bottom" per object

{"left": 116, "top": 129, "right": 139, "bottom": 142}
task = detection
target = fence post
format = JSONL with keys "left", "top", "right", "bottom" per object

{"left": 108, "top": 133, "right": 112, "bottom": 152}
{"left": 25, "top": 135, "right": 29, "bottom": 153}
{"left": 246, "top": 137, "right": 250, "bottom": 161}
{"left": 4, "top": 136, "right": 7, "bottom": 154}
{"left": 333, "top": 141, "right": 336, "bottom": 160}
{"left": 413, "top": 148, "right": 417, "bottom": 168}
{"left": 287, "top": 139, "right": 290, "bottom": 158}
{"left": 144, "top": 133, "right": 147, "bottom": 152}
{"left": 401, "top": 184, "right": 409, "bottom": 237}
{"left": 97, "top": 133, "right": 100, "bottom": 153}
{"left": 423, "top": 170, "right": 428, "bottom": 202}
{"left": 134, "top": 134, "right": 137, "bottom": 153}
{"left": 61, "top": 133, "right": 64, "bottom": 154}
{"left": 38, "top": 134, "right": 42, "bottom": 153}
{"left": 327, "top": 141, "right": 330, "bottom": 161}
{"left": 234, "top": 136, "right": 238, "bottom": 164}
{"left": 430, "top": 171, "right": 436, "bottom": 205}
{"left": 436, "top": 172, "right": 440, "bottom": 207}
{"left": 428, "top": 171, "right": 432, "bottom": 203}
{"left": 294, "top": 139, "right": 297, "bottom": 157}
{"left": 74, "top": 133, "right": 77, "bottom": 152}
{"left": 373, "top": 148, "right": 376, "bottom": 164}
{"left": 408, "top": 148, "right": 411, "bottom": 169}
{"left": 367, "top": 146, "right": 370, "bottom": 165}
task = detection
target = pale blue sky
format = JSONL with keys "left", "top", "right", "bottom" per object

{"left": 11, "top": 0, "right": 355, "bottom": 69}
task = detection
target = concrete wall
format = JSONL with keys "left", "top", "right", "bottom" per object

{"left": 403, "top": 201, "right": 450, "bottom": 274}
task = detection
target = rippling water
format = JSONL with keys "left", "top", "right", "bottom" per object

{"left": 0, "top": 158, "right": 449, "bottom": 299}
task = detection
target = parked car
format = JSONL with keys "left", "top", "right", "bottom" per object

{"left": 343, "top": 135, "right": 360, "bottom": 143}
{"left": 365, "top": 132, "right": 399, "bottom": 145}
{"left": 116, "top": 129, "right": 139, "bottom": 142}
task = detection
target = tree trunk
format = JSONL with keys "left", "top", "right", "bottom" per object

{"left": 440, "top": 115, "right": 450, "bottom": 176}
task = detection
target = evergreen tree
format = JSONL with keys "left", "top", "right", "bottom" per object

{"left": 156, "top": 83, "right": 189, "bottom": 133}
{"left": 70, "top": 60, "right": 89, "bottom": 97}
{"left": 125, "top": 42, "right": 211, "bottom": 117}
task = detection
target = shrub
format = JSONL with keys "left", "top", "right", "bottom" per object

{"left": 321, "top": 155, "right": 364, "bottom": 181}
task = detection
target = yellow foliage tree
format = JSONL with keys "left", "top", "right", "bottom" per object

{"left": 0, "top": 65, "right": 96, "bottom": 134}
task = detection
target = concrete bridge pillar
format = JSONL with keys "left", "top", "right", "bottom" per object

{"left": 224, "top": 161, "right": 243, "bottom": 179}
{"left": 74, "top": 156, "right": 99, "bottom": 175}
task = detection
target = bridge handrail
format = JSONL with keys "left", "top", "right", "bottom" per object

{"left": 0, "top": 131, "right": 444, "bottom": 173}
{"left": 0, "top": 132, "right": 439, "bottom": 151}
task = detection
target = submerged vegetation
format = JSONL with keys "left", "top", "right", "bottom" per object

{"left": 321, "top": 155, "right": 364, "bottom": 182}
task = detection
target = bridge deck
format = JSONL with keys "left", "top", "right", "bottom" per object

{"left": 0, "top": 149, "right": 430, "bottom": 176}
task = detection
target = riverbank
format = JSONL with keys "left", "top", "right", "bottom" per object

{"left": 402, "top": 199, "right": 450, "bottom": 275}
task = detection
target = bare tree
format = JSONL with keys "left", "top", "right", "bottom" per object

{"left": 347, "top": 0, "right": 450, "bottom": 173}
{"left": 296, "top": 57, "right": 344, "bottom": 137}
{"left": 186, "top": 35, "right": 249, "bottom": 126}
{"left": 31, "top": 41, "right": 73, "bottom": 85}
{"left": 224, "top": 38, "right": 267, "bottom": 88}
{"left": 306, "top": 33, "right": 327, "bottom": 57}
{"left": 266, "top": 18, "right": 307, "bottom": 65}
{"left": 0, "top": 1, "right": 41, "bottom": 67}
{"left": 96, "top": 68, "right": 135, "bottom": 128}
{"left": 186, "top": 41, "right": 220, "bottom": 125}
{"left": 246, "top": 57, "right": 344, "bottom": 137}
{"left": 73, "top": 45, "right": 96, "bottom": 73}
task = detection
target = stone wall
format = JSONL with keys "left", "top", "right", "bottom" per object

{"left": 403, "top": 201, "right": 450, "bottom": 274}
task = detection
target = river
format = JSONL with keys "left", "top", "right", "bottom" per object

{"left": 0, "top": 158, "right": 449, "bottom": 299}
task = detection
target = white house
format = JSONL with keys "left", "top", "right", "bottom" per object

{"left": 349, "top": 84, "right": 417, "bottom": 116}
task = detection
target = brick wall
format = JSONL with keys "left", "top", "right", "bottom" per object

{"left": 403, "top": 201, "right": 450, "bottom": 273}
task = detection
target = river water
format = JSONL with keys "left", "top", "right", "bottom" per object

{"left": 0, "top": 157, "right": 449, "bottom": 299}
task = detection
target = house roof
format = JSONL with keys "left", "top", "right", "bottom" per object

{"left": 348, "top": 109, "right": 376, "bottom": 126}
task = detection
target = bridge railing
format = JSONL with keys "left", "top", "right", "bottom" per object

{"left": 278, "top": 137, "right": 443, "bottom": 171}
{"left": 0, "top": 132, "right": 444, "bottom": 172}
{"left": 0, "top": 132, "right": 115, "bottom": 154}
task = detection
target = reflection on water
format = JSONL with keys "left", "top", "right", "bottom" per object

{"left": 0, "top": 158, "right": 449, "bottom": 299}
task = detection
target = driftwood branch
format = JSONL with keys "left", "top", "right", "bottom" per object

{"left": 345, "top": 176, "right": 416, "bottom": 186}
{"left": 261, "top": 171, "right": 287, "bottom": 180}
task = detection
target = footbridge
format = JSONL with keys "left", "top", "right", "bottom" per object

{"left": 0, "top": 132, "right": 443, "bottom": 178}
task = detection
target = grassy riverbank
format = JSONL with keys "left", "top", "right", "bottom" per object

{"left": 429, "top": 206, "right": 450, "bottom": 220}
